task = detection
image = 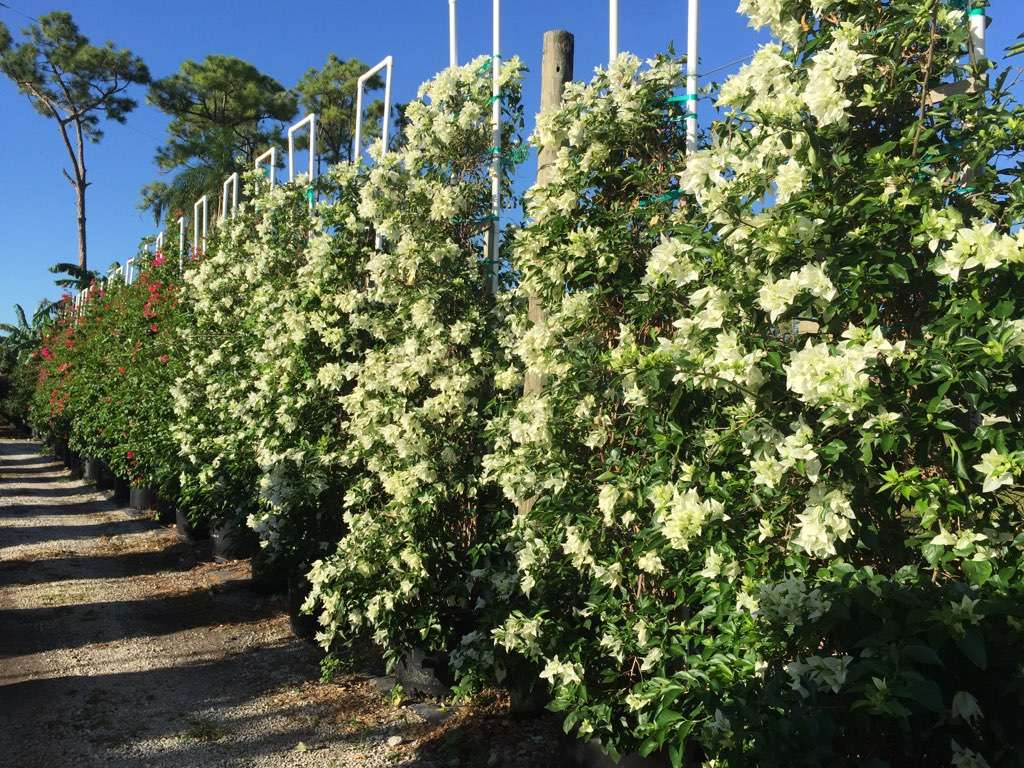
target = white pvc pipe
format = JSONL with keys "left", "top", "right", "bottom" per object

{"left": 156, "top": 232, "right": 165, "bottom": 252}
{"left": 353, "top": 57, "right": 394, "bottom": 165}
{"left": 125, "top": 258, "right": 135, "bottom": 286}
{"left": 969, "top": 6, "right": 987, "bottom": 68}
{"left": 488, "top": 0, "right": 501, "bottom": 293}
{"left": 287, "top": 114, "right": 317, "bottom": 183}
{"left": 193, "top": 196, "right": 208, "bottom": 256}
{"left": 221, "top": 172, "right": 240, "bottom": 219}
{"left": 449, "top": 0, "right": 458, "bottom": 68}
{"left": 255, "top": 147, "right": 277, "bottom": 188}
{"left": 178, "top": 216, "right": 185, "bottom": 273}
{"left": 686, "top": 0, "right": 700, "bottom": 154}
{"left": 609, "top": 0, "right": 618, "bottom": 65}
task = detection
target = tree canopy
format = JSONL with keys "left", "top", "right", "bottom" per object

{"left": 141, "top": 55, "right": 297, "bottom": 223}
{"left": 0, "top": 11, "right": 150, "bottom": 270}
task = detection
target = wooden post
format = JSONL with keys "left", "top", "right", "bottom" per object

{"left": 523, "top": 30, "right": 574, "bottom": 399}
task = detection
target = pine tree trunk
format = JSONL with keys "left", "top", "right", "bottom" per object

{"left": 76, "top": 179, "right": 87, "bottom": 273}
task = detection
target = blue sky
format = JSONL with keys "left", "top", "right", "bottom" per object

{"left": 0, "top": 1, "right": 1021, "bottom": 326}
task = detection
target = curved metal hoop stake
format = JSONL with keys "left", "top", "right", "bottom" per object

{"left": 288, "top": 114, "right": 317, "bottom": 183}
{"left": 193, "top": 196, "right": 208, "bottom": 257}
{"left": 353, "top": 56, "right": 394, "bottom": 166}
{"left": 221, "top": 172, "right": 240, "bottom": 220}
{"left": 255, "top": 147, "right": 277, "bottom": 188}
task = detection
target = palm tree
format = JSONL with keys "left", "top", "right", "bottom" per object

{"left": 49, "top": 262, "right": 97, "bottom": 291}
{"left": 0, "top": 301, "right": 54, "bottom": 372}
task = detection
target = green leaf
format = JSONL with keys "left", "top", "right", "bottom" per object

{"left": 957, "top": 628, "right": 988, "bottom": 670}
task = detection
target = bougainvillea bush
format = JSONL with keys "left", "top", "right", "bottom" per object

{"left": 171, "top": 172, "right": 316, "bottom": 540}
{"left": 302, "top": 56, "right": 529, "bottom": 689}
{"left": 28, "top": 254, "right": 186, "bottom": 495}
{"left": 486, "top": 2, "right": 1024, "bottom": 765}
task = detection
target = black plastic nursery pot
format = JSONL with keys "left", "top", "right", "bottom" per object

{"left": 559, "top": 736, "right": 672, "bottom": 768}
{"left": 210, "top": 518, "right": 258, "bottom": 563}
{"left": 286, "top": 575, "right": 319, "bottom": 643}
{"left": 96, "top": 462, "right": 115, "bottom": 491}
{"left": 113, "top": 475, "right": 131, "bottom": 504}
{"left": 394, "top": 647, "right": 452, "bottom": 699}
{"left": 175, "top": 507, "right": 208, "bottom": 543}
{"left": 249, "top": 548, "right": 288, "bottom": 595}
{"left": 129, "top": 485, "right": 157, "bottom": 511}
{"left": 66, "top": 450, "right": 83, "bottom": 479}
{"left": 82, "top": 457, "right": 101, "bottom": 483}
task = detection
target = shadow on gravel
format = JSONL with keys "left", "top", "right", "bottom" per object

{"left": 0, "top": 466, "right": 68, "bottom": 477}
{"left": 0, "top": 517, "right": 157, "bottom": 548}
{"left": 0, "top": 456, "right": 56, "bottom": 469}
{"left": 0, "top": 542, "right": 200, "bottom": 588}
{"left": 0, "top": 485, "right": 105, "bottom": 499}
{"left": 0, "top": 579, "right": 278, "bottom": 657}
{"left": 0, "top": 641, "right": 334, "bottom": 768}
{"left": 0, "top": 476, "right": 77, "bottom": 488}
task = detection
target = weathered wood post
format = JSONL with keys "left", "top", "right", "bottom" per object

{"left": 522, "top": 29, "right": 574, "bottom": 402}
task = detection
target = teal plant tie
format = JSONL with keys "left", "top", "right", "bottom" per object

{"left": 306, "top": 186, "right": 315, "bottom": 205}
{"left": 477, "top": 58, "right": 492, "bottom": 75}
{"left": 639, "top": 190, "right": 683, "bottom": 208}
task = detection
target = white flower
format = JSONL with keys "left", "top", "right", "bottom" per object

{"left": 973, "top": 449, "right": 1015, "bottom": 493}
{"left": 597, "top": 484, "right": 621, "bottom": 526}
{"left": 539, "top": 655, "right": 582, "bottom": 687}
{"left": 648, "top": 483, "right": 724, "bottom": 550}
{"left": 644, "top": 236, "right": 699, "bottom": 287}
{"left": 792, "top": 484, "right": 855, "bottom": 559}
{"left": 699, "top": 549, "right": 723, "bottom": 580}
{"left": 774, "top": 158, "right": 808, "bottom": 204}
{"left": 637, "top": 551, "right": 664, "bottom": 574}
{"left": 951, "top": 691, "right": 984, "bottom": 724}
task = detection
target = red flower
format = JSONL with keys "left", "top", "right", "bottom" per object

{"left": 118, "top": 367, "right": 126, "bottom": 375}
{"left": 150, "top": 323, "right": 159, "bottom": 333}
{"left": 126, "top": 451, "right": 135, "bottom": 460}
{"left": 159, "top": 354, "right": 170, "bottom": 364}
{"left": 153, "top": 253, "right": 166, "bottom": 267}
{"left": 41, "top": 346, "right": 53, "bottom": 360}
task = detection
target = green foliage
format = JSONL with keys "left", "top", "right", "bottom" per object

{"left": 295, "top": 53, "right": 385, "bottom": 164}
{"left": 0, "top": 11, "right": 150, "bottom": 141}
{"left": 142, "top": 55, "right": 297, "bottom": 224}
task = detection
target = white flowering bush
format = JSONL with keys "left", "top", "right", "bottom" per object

{"left": 172, "top": 172, "right": 319, "bottom": 536}
{"left": 303, "top": 57, "right": 528, "bottom": 687}
{"left": 486, "top": 3, "right": 1024, "bottom": 765}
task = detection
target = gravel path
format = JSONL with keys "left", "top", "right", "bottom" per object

{"left": 0, "top": 428, "right": 504, "bottom": 768}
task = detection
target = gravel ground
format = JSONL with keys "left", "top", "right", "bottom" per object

{"left": 0, "top": 427, "right": 561, "bottom": 768}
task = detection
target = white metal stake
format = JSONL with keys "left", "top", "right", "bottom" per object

{"left": 686, "top": 0, "right": 700, "bottom": 154}
{"left": 486, "top": 0, "right": 502, "bottom": 294}
{"left": 156, "top": 232, "right": 165, "bottom": 253}
{"left": 353, "top": 56, "right": 394, "bottom": 165}
{"left": 255, "top": 147, "right": 277, "bottom": 188}
{"left": 287, "top": 114, "right": 318, "bottom": 183}
{"left": 177, "top": 216, "right": 186, "bottom": 273}
{"left": 193, "top": 196, "right": 208, "bottom": 257}
{"left": 221, "top": 172, "right": 240, "bottom": 219}
{"left": 449, "top": 0, "right": 458, "bottom": 68}
{"left": 609, "top": 0, "right": 618, "bottom": 65}
{"left": 125, "top": 258, "right": 135, "bottom": 286}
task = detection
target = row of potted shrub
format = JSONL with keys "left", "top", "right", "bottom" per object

{"left": 10, "top": 4, "right": 1024, "bottom": 764}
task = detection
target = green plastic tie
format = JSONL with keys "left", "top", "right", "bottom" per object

{"left": 954, "top": 185, "right": 977, "bottom": 194}
{"left": 968, "top": 8, "right": 986, "bottom": 16}
{"left": 666, "top": 93, "right": 699, "bottom": 104}
{"left": 638, "top": 190, "right": 683, "bottom": 208}
{"left": 305, "top": 186, "right": 315, "bottom": 204}
{"left": 477, "top": 58, "right": 492, "bottom": 74}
